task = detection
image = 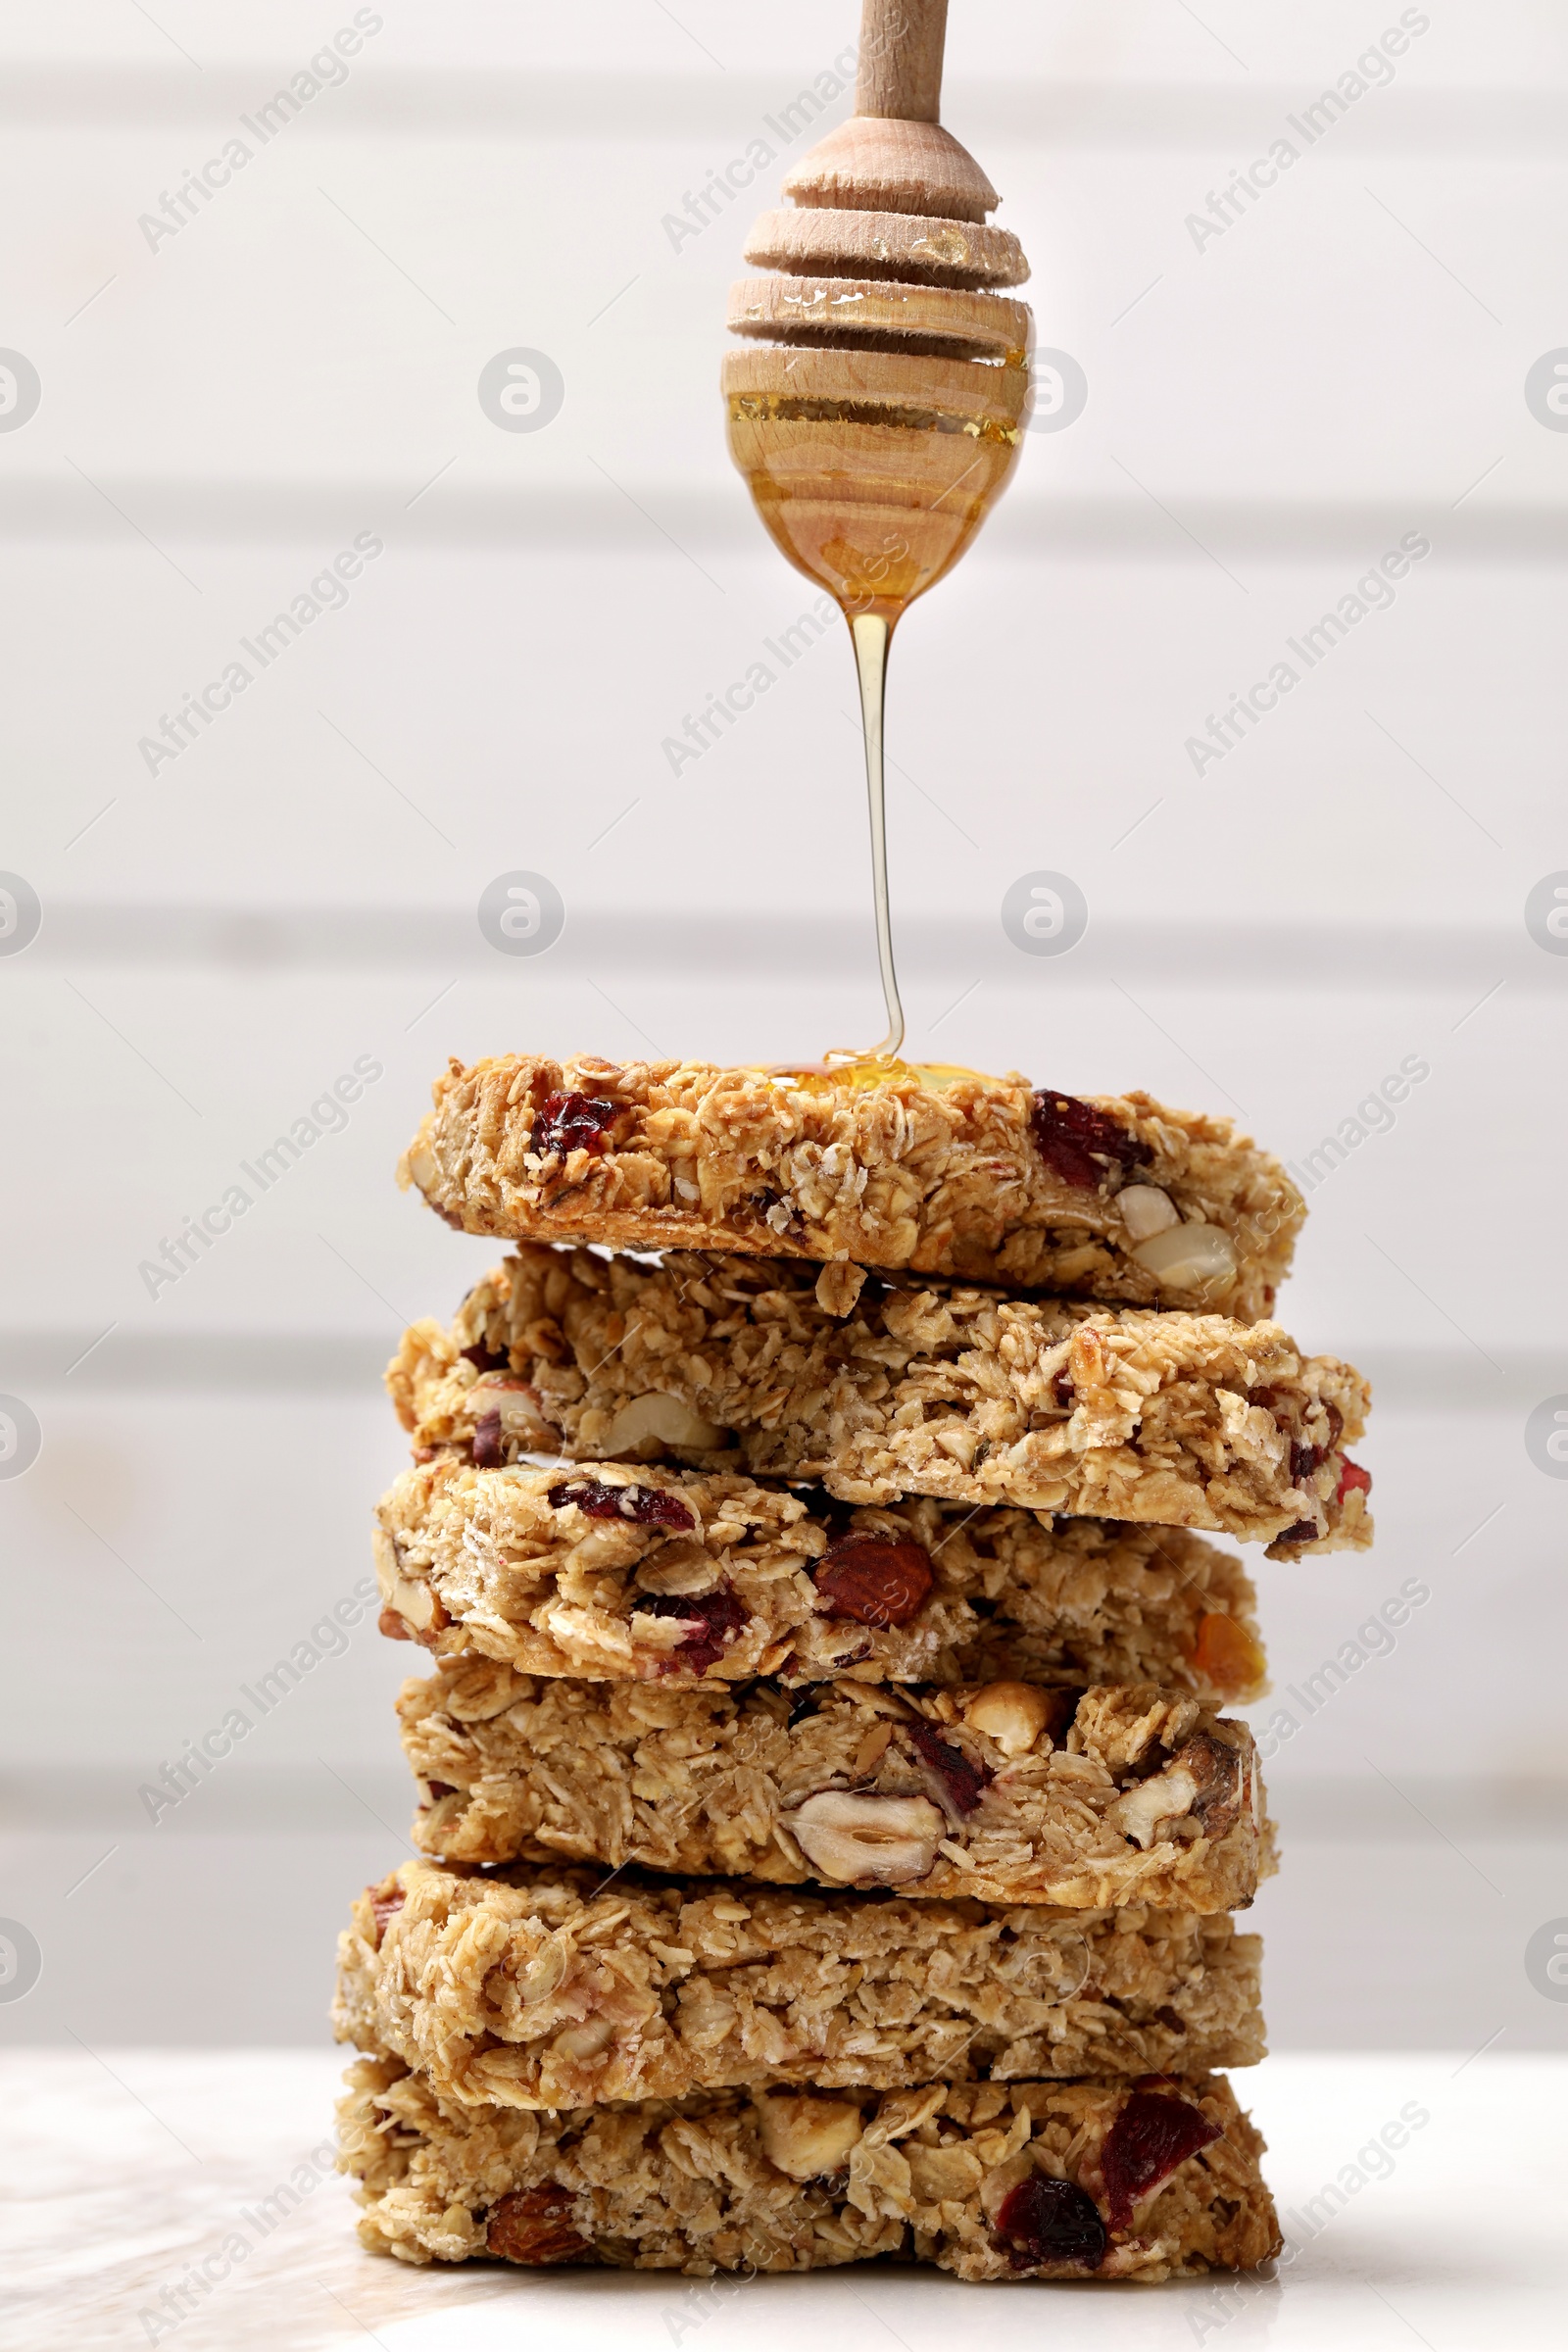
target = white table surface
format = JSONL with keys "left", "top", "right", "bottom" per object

{"left": 4, "top": 2051, "right": 1562, "bottom": 2351}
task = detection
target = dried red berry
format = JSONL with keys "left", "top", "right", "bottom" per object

{"left": 548, "top": 1478, "right": 695, "bottom": 1531}
{"left": 994, "top": 2175, "right": 1107, "bottom": 2272}
{"left": 424, "top": 1781, "right": 456, "bottom": 1801}
{"left": 1030, "top": 1090, "right": 1152, "bottom": 1192}
{"left": 533, "top": 1092, "right": 618, "bottom": 1159}
{"left": 1275, "top": 1518, "right": 1319, "bottom": 1547}
{"left": 812, "top": 1537, "right": 934, "bottom": 1629}
{"left": 486, "top": 2183, "right": 591, "bottom": 2267}
{"left": 1289, "top": 1441, "right": 1323, "bottom": 1483}
{"left": 905, "top": 1718, "right": 992, "bottom": 1814}
{"left": 471, "top": 1408, "right": 505, "bottom": 1468}
{"left": 637, "top": 1586, "right": 749, "bottom": 1674}
{"left": 1337, "top": 1458, "right": 1372, "bottom": 1500}
{"left": 462, "top": 1343, "right": 512, "bottom": 1373}
{"left": 1100, "top": 2089, "right": 1221, "bottom": 2231}
{"left": 369, "top": 1886, "right": 405, "bottom": 1945}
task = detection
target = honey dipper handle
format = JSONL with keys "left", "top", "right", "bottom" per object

{"left": 855, "top": 0, "right": 949, "bottom": 123}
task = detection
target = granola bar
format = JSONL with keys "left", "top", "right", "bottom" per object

{"left": 398, "top": 1669, "right": 1269, "bottom": 1911}
{"left": 390, "top": 1248, "right": 1372, "bottom": 1556}
{"left": 374, "top": 1454, "right": 1266, "bottom": 1694}
{"left": 336, "top": 1860, "right": 1264, "bottom": 2110}
{"left": 340, "top": 2053, "right": 1281, "bottom": 2278}
{"left": 400, "top": 1054, "right": 1302, "bottom": 1320}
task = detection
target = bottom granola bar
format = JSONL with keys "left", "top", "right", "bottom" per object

{"left": 339, "top": 2053, "right": 1280, "bottom": 2279}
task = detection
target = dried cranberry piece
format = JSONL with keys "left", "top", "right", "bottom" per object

{"left": 1100, "top": 2089, "right": 1221, "bottom": 2231}
{"left": 1029, "top": 1090, "right": 1152, "bottom": 1193}
{"left": 462, "top": 1343, "right": 512, "bottom": 1373}
{"left": 471, "top": 1408, "right": 505, "bottom": 1468}
{"left": 994, "top": 2176, "right": 1107, "bottom": 2272}
{"left": 548, "top": 1477, "right": 695, "bottom": 1531}
{"left": 812, "top": 1536, "right": 934, "bottom": 1629}
{"left": 1289, "top": 1441, "right": 1323, "bottom": 1483}
{"left": 1337, "top": 1458, "right": 1372, "bottom": 1501}
{"left": 369, "top": 1886, "right": 405, "bottom": 1945}
{"left": 533, "top": 1091, "right": 618, "bottom": 1159}
{"left": 1275, "top": 1517, "right": 1319, "bottom": 1547}
{"left": 424, "top": 1781, "right": 456, "bottom": 1801}
{"left": 637, "top": 1585, "right": 749, "bottom": 1674}
{"left": 904, "top": 1718, "right": 991, "bottom": 1815}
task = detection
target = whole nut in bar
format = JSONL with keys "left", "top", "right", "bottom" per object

{"left": 960, "top": 1681, "right": 1057, "bottom": 1757}
{"left": 1115, "top": 1185, "right": 1180, "bottom": 1243}
{"left": 784, "top": 1790, "right": 945, "bottom": 1886}
{"left": 811, "top": 1535, "right": 934, "bottom": 1628}
{"left": 1130, "top": 1222, "right": 1238, "bottom": 1294}
{"left": 1173, "top": 1731, "right": 1244, "bottom": 1839}
{"left": 551, "top": 2018, "right": 614, "bottom": 2062}
{"left": 754, "top": 2090, "right": 865, "bottom": 2180}
{"left": 601, "top": 1392, "right": 726, "bottom": 1454}
{"left": 1104, "top": 1760, "right": 1201, "bottom": 1850}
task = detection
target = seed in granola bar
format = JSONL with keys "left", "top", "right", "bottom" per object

{"left": 532, "top": 1092, "right": 618, "bottom": 1159}
{"left": 904, "top": 1717, "right": 991, "bottom": 1814}
{"left": 994, "top": 2175, "right": 1107, "bottom": 2272}
{"left": 1100, "top": 2088, "right": 1221, "bottom": 2230}
{"left": 811, "top": 1536, "right": 934, "bottom": 1628}
{"left": 486, "top": 2183, "right": 592, "bottom": 2266}
{"left": 1029, "top": 1090, "right": 1152, "bottom": 1191}
{"left": 637, "top": 1585, "right": 749, "bottom": 1673}
{"left": 547, "top": 1478, "right": 696, "bottom": 1531}
{"left": 470, "top": 1409, "right": 505, "bottom": 1468}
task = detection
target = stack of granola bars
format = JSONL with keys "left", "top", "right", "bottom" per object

{"left": 333, "top": 1055, "right": 1372, "bottom": 2283}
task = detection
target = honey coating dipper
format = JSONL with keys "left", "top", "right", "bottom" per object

{"left": 723, "top": 0, "right": 1034, "bottom": 1059}
{"left": 724, "top": 0, "right": 1034, "bottom": 624}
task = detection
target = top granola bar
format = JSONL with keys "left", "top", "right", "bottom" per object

{"left": 399, "top": 1055, "right": 1303, "bottom": 1320}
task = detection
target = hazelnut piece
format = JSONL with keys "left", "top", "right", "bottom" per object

{"left": 755, "top": 2091, "right": 865, "bottom": 2180}
{"left": 601, "top": 1393, "right": 725, "bottom": 1454}
{"left": 784, "top": 1790, "right": 944, "bottom": 1886}
{"left": 1105, "top": 1762, "right": 1200, "bottom": 1850}
{"left": 961, "top": 1681, "right": 1056, "bottom": 1758}
{"left": 1129, "top": 1222, "right": 1238, "bottom": 1294}
{"left": 1116, "top": 1184, "right": 1180, "bottom": 1242}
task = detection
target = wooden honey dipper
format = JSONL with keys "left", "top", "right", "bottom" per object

{"left": 723, "top": 0, "right": 1033, "bottom": 1061}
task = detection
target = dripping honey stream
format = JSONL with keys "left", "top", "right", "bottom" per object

{"left": 723, "top": 0, "right": 1033, "bottom": 1068}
